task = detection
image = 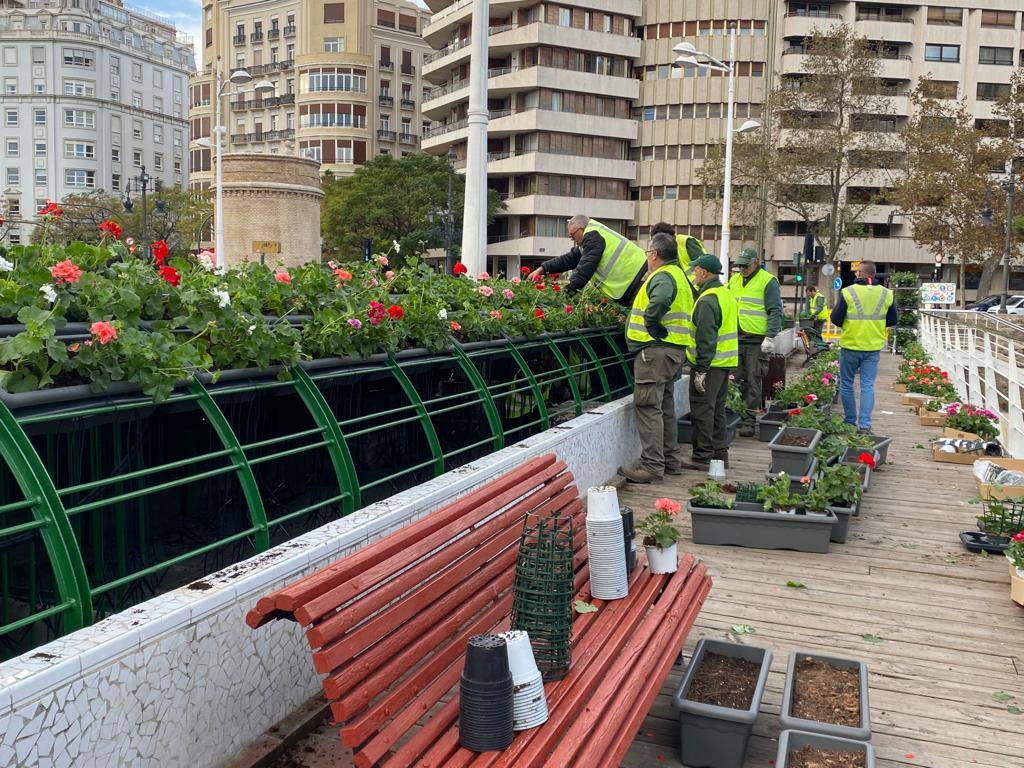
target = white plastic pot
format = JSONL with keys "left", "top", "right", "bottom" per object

{"left": 645, "top": 542, "right": 678, "bottom": 574}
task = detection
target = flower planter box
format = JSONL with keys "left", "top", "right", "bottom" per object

{"left": 766, "top": 459, "right": 819, "bottom": 491}
{"left": 768, "top": 427, "right": 822, "bottom": 477}
{"left": 671, "top": 639, "right": 773, "bottom": 768}
{"left": 1009, "top": 560, "right": 1024, "bottom": 607}
{"left": 943, "top": 426, "right": 983, "bottom": 441}
{"left": 959, "top": 531, "right": 1010, "bottom": 555}
{"left": 688, "top": 501, "right": 836, "bottom": 554}
{"left": 892, "top": 383, "right": 908, "bottom": 393}
{"left": 827, "top": 501, "right": 857, "bottom": 544}
{"left": 975, "top": 458, "right": 1024, "bottom": 500}
{"left": 901, "top": 392, "right": 933, "bottom": 407}
{"left": 931, "top": 444, "right": 982, "bottom": 465}
{"left": 838, "top": 449, "right": 873, "bottom": 491}
{"left": 757, "top": 415, "right": 785, "bottom": 443}
{"left": 779, "top": 651, "right": 871, "bottom": 741}
{"left": 677, "top": 411, "right": 742, "bottom": 446}
{"left": 775, "top": 730, "right": 876, "bottom": 768}
{"left": 918, "top": 407, "right": 947, "bottom": 427}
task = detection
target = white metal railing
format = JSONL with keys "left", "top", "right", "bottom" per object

{"left": 920, "top": 311, "right": 1024, "bottom": 457}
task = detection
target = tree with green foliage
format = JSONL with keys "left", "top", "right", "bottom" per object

{"left": 320, "top": 153, "right": 504, "bottom": 266}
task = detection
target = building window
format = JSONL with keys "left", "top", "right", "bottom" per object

{"left": 4, "top": 109, "right": 16, "bottom": 127}
{"left": 35, "top": 142, "right": 46, "bottom": 156}
{"left": 980, "top": 10, "right": 1015, "bottom": 28}
{"left": 979, "top": 46, "right": 1013, "bottom": 66}
{"left": 2, "top": 47, "right": 16, "bottom": 66}
{"left": 926, "top": 7, "right": 962, "bottom": 26}
{"left": 111, "top": 90, "right": 120, "bottom": 102}
{"left": 325, "top": 37, "right": 344, "bottom": 52}
{"left": 132, "top": 92, "right": 143, "bottom": 108}
{"left": 112, "top": 173, "right": 121, "bottom": 191}
{"left": 65, "top": 141, "right": 95, "bottom": 159}
{"left": 133, "top": 151, "right": 142, "bottom": 167}
{"left": 64, "top": 79, "right": 95, "bottom": 97}
{"left": 324, "top": 3, "right": 345, "bottom": 23}
{"left": 154, "top": 125, "right": 163, "bottom": 144}
{"left": 34, "top": 169, "right": 46, "bottom": 186}
{"left": 924, "top": 44, "right": 959, "bottom": 63}
{"left": 3, "top": 78, "right": 16, "bottom": 95}
{"left": 5, "top": 139, "right": 18, "bottom": 157}
{"left": 154, "top": 97, "right": 164, "bottom": 113}
{"left": 153, "top": 70, "right": 163, "bottom": 88}
{"left": 921, "top": 80, "right": 958, "bottom": 99}
{"left": 63, "top": 48, "right": 95, "bottom": 67}
{"left": 5, "top": 168, "right": 19, "bottom": 185}
{"left": 154, "top": 154, "right": 163, "bottom": 171}
{"left": 977, "top": 82, "right": 1011, "bottom": 101}
{"left": 131, "top": 62, "right": 143, "bottom": 82}
{"left": 133, "top": 120, "right": 143, "bottom": 140}
{"left": 110, "top": 56, "right": 120, "bottom": 75}
{"left": 65, "top": 169, "right": 96, "bottom": 188}
{"left": 112, "top": 148, "right": 120, "bottom": 163}
{"left": 31, "top": 47, "right": 45, "bottom": 64}
{"left": 377, "top": 9, "right": 395, "bottom": 27}
{"left": 558, "top": 7, "right": 571, "bottom": 26}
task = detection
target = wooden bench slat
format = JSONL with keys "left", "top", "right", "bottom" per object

{"left": 592, "top": 575, "right": 712, "bottom": 768}
{"left": 296, "top": 462, "right": 571, "bottom": 627}
{"left": 246, "top": 455, "right": 557, "bottom": 628}
{"left": 546, "top": 563, "right": 710, "bottom": 766}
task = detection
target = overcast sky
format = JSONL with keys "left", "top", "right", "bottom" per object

{"left": 131, "top": 0, "right": 203, "bottom": 64}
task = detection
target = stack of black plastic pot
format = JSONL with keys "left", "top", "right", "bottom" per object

{"left": 621, "top": 506, "right": 637, "bottom": 573}
{"left": 459, "top": 634, "right": 514, "bottom": 751}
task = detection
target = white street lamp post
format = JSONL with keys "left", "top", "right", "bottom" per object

{"left": 460, "top": 0, "right": 490, "bottom": 276}
{"left": 674, "top": 28, "right": 760, "bottom": 275}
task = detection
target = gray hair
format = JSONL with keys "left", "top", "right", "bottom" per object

{"left": 858, "top": 261, "right": 877, "bottom": 277}
{"left": 649, "top": 232, "right": 678, "bottom": 263}
{"left": 568, "top": 214, "right": 590, "bottom": 230}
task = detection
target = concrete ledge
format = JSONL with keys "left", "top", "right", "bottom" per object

{"left": 0, "top": 381, "right": 684, "bottom": 768}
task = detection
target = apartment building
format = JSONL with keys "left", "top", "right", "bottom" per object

{"left": 189, "top": 0, "right": 432, "bottom": 191}
{"left": 0, "top": 0, "right": 194, "bottom": 245}
{"left": 419, "top": 0, "right": 641, "bottom": 275}
{"left": 631, "top": 0, "right": 1024, "bottom": 288}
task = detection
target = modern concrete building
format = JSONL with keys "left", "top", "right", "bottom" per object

{"left": 631, "top": 0, "right": 1024, "bottom": 290}
{"left": 189, "top": 0, "right": 432, "bottom": 192}
{"left": 0, "top": 0, "right": 195, "bottom": 245}
{"left": 419, "top": 0, "right": 641, "bottom": 276}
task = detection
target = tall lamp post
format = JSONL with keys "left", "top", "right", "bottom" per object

{"left": 197, "top": 59, "right": 274, "bottom": 269}
{"left": 674, "top": 28, "right": 760, "bottom": 274}
{"left": 445, "top": 146, "right": 457, "bottom": 274}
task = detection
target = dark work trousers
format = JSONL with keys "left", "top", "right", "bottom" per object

{"left": 689, "top": 368, "right": 730, "bottom": 464}
{"left": 633, "top": 346, "right": 685, "bottom": 476}
{"left": 737, "top": 339, "right": 767, "bottom": 427}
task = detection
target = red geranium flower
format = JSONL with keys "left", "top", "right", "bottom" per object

{"left": 50, "top": 259, "right": 82, "bottom": 285}
{"left": 98, "top": 220, "right": 123, "bottom": 239}
{"left": 788, "top": 408, "right": 801, "bottom": 416}
{"left": 450, "top": 321, "right": 462, "bottom": 332}
{"left": 552, "top": 284, "right": 562, "bottom": 292}
{"left": 534, "top": 308, "right": 545, "bottom": 319}
{"left": 520, "top": 266, "right": 530, "bottom": 276}
{"left": 274, "top": 272, "right": 292, "bottom": 284}
{"left": 1012, "top": 531, "right": 1024, "bottom": 543}
{"left": 564, "top": 305, "right": 573, "bottom": 314}
{"left": 535, "top": 283, "right": 546, "bottom": 291}
{"left": 151, "top": 240, "right": 170, "bottom": 265}
{"left": 41, "top": 200, "right": 63, "bottom": 218}
{"left": 89, "top": 321, "right": 118, "bottom": 345}
{"left": 387, "top": 305, "right": 404, "bottom": 319}
{"left": 159, "top": 265, "right": 181, "bottom": 287}
{"left": 857, "top": 452, "right": 877, "bottom": 469}
{"left": 453, "top": 262, "right": 468, "bottom": 275}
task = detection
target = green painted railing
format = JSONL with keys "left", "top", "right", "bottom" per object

{"left": 0, "top": 328, "right": 631, "bottom": 660}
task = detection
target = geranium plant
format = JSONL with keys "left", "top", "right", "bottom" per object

{"left": 944, "top": 403, "right": 999, "bottom": 440}
{"left": 638, "top": 497, "right": 682, "bottom": 548}
{"left": 757, "top": 473, "right": 802, "bottom": 513}
{"left": 688, "top": 481, "right": 733, "bottom": 510}
{"left": 1006, "top": 530, "right": 1024, "bottom": 571}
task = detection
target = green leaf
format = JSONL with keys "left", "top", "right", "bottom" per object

{"left": 1008, "top": 705, "right": 1022, "bottom": 715}
{"left": 785, "top": 580, "right": 807, "bottom": 589}
{"left": 993, "top": 691, "right": 1016, "bottom": 702}
{"left": 573, "top": 599, "right": 598, "bottom": 614}
{"left": 730, "top": 624, "right": 756, "bottom": 635}
{"left": 861, "top": 633, "right": 884, "bottom": 644}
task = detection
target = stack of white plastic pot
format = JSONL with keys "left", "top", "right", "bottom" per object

{"left": 586, "top": 486, "right": 629, "bottom": 599}
{"left": 499, "top": 630, "right": 549, "bottom": 730}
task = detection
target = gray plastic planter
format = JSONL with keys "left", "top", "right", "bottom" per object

{"left": 769, "top": 427, "right": 822, "bottom": 476}
{"left": 776, "top": 730, "right": 876, "bottom": 767}
{"left": 758, "top": 416, "right": 784, "bottom": 442}
{"left": 780, "top": 651, "right": 871, "bottom": 740}
{"left": 865, "top": 434, "right": 893, "bottom": 465}
{"left": 766, "top": 459, "right": 819, "bottom": 491}
{"left": 827, "top": 501, "right": 857, "bottom": 543}
{"left": 688, "top": 501, "right": 835, "bottom": 554}
{"left": 671, "top": 639, "right": 773, "bottom": 768}
{"left": 839, "top": 449, "right": 874, "bottom": 491}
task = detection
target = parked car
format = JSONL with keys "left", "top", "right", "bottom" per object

{"left": 966, "top": 295, "right": 1024, "bottom": 313}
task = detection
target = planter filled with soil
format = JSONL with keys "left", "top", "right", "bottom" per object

{"left": 672, "top": 639, "right": 773, "bottom": 768}
{"left": 769, "top": 427, "right": 822, "bottom": 476}
{"left": 688, "top": 501, "right": 836, "bottom": 554}
{"left": 776, "top": 730, "right": 875, "bottom": 768}
{"left": 862, "top": 435, "right": 893, "bottom": 466}
{"left": 780, "top": 651, "right": 871, "bottom": 741}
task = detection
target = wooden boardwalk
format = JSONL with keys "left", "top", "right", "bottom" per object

{"left": 621, "top": 353, "right": 1024, "bottom": 768}
{"left": 246, "top": 355, "right": 1024, "bottom": 768}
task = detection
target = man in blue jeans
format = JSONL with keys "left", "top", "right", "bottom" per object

{"left": 829, "top": 261, "right": 897, "bottom": 432}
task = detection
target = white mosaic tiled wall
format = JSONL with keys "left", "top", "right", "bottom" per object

{"left": 0, "top": 381, "right": 686, "bottom": 768}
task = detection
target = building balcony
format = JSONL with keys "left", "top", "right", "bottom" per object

{"left": 378, "top": 129, "right": 397, "bottom": 141}
{"left": 401, "top": 64, "right": 415, "bottom": 76}
{"left": 855, "top": 17, "right": 914, "bottom": 43}
{"left": 268, "top": 28, "right": 281, "bottom": 40}
{"left": 399, "top": 132, "right": 419, "bottom": 145}
{"left": 773, "top": 234, "right": 933, "bottom": 264}
{"left": 781, "top": 11, "right": 844, "bottom": 39}
{"left": 231, "top": 128, "right": 295, "bottom": 143}
{"left": 248, "top": 60, "right": 294, "bottom": 76}
{"left": 284, "top": 25, "right": 297, "bottom": 37}
{"left": 401, "top": 98, "right": 416, "bottom": 110}
{"left": 233, "top": 34, "right": 246, "bottom": 46}
{"left": 250, "top": 32, "right": 264, "bottom": 43}
{"left": 484, "top": 235, "right": 569, "bottom": 259}
{"left": 498, "top": 194, "right": 635, "bottom": 222}
{"left": 380, "top": 61, "right": 394, "bottom": 72}
{"left": 378, "top": 94, "right": 394, "bottom": 107}
{"left": 231, "top": 93, "right": 296, "bottom": 110}
{"left": 486, "top": 151, "right": 636, "bottom": 180}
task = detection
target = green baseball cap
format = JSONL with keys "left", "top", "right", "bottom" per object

{"left": 692, "top": 254, "right": 723, "bottom": 275}
{"left": 735, "top": 248, "right": 759, "bottom": 266}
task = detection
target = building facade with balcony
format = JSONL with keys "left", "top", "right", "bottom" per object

{"left": 189, "top": 0, "right": 432, "bottom": 191}
{"left": 0, "top": 0, "right": 194, "bottom": 245}
{"left": 420, "top": 0, "right": 641, "bottom": 275}
{"left": 631, "top": 0, "right": 1024, "bottom": 290}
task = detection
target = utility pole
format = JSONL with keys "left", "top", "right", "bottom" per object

{"left": 1001, "top": 160, "right": 1016, "bottom": 314}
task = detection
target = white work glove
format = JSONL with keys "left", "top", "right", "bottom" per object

{"left": 761, "top": 337, "right": 775, "bottom": 354}
{"left": 693, "top": 371, "right": 707, "bottom": 395}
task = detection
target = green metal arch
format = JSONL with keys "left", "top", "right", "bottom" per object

{"left": 572, "top": 331, "right": 612, "bottom": 403}
{"left": 502, "top": 339, "right": 550, "bottom": 432}
{"left": 188, "top": 380, "right": 270, "bottom": 552}
{"left": 542, "top": 337, "right": 583, "bottom": 416}
{"left": 0, "top": 402, "right": 91, "bottom": 633}
{"left": 290, "top": 366, "right": 360, "bottom": 513}
{"left": 450, "top": 343, "right": 504, "bottom": 452}
{"left": 384, "top": 354, "right": 445, "bottom": 477}
{"left": 599, "top": 328, "right": 633, "bottom": 389}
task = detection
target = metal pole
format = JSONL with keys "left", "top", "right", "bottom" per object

{"left": 460, "top": 0, "right": 490, "bottom": 276}
{"left": 140, "top": 166, "right": 149, "bottom": 256}
{"left": 446, "top": 149, "right": 455, "bottom": 274}
{"left": 215, "top": 61, "right": 226, "bottom": 270}
{"left": 1001, "top": 161, "right": 1015, "bottom": 314}
{"left": 719, "top": 26, "right": 738, "bottom": 274}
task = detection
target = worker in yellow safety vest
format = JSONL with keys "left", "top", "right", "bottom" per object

{"left": 807, "top": 286, "right": 829, "bottom": 334}
{"left": 528, "top": 215, "right": 648, "bottom": 307}
{"left": 649, "top": 221, "right": 707, "bottom": 279}
{"left": 618, "top": 232, "right": 694, "bottom": 484}
{"left": 829, "top": 260, "right": 897, "bottom": 433}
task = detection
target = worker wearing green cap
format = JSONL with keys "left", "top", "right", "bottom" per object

{"left": 727, "top": 247, "right": 783, "bottom": 437}
{"left": 682, "top": 253, "right": 739, "bottom": 470}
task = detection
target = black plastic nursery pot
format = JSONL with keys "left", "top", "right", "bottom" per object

{"left": 775, "top": 730, "right": 876, "bottom": 768}
{"left": 688, "top": 501, "right": 835, "bottom": 554}
{"left": 671, "top": 639, "right": 773, "bottom": 768}
{"left": 779, "top": 650, "right": 871, "bottom": 741}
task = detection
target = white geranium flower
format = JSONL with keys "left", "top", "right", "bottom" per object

{"left": 0, "top": 256, "right": 14, "bottom": 272}
{"left": 40, "top": 284, "right": 57, "bottom": 304}
{"left": 197, "top": 250, "right": 216, "bottom": 271}
{"left": 212, "top": 289, "right": 231, "bottom": 308}
{"left": 438, "top": 308, "right": 448, "bottom": 320}
{"left": 392, "top": 240, "right": 401, "bottom": 253}
{"left": 246, "top": 323, "right": 257, "bottom": 335}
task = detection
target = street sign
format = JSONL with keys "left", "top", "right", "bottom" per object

{"left": 921, "top": 283, "right": 956, "bottom": 304}
{"left": 252, "top": 240, "right": 281, "bottom": 254}
{"left": 821, "top": 263, "right": 835, "bottom": 277}
{"left": 832, "top": 277, "right": 842, "bottom": 290}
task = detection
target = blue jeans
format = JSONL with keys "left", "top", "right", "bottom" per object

{"left": 839, "top": 348, "right": 880, "bottom": 431}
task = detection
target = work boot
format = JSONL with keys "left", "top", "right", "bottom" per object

{"left": 678, "top": 459, "right": 711, "bottom": 472}
{"left": 738, "top": 425, "right": 756, "bottom": 438}
{"left": 665, "top": 465, "right": 684, "bottom": 476}
{"left": 618, "top": 465, "right": 662, "bottom": 484}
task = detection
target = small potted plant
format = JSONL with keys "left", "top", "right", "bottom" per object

{"left": 758, "top": 472, "right": 803, "bottom": 514}
{"left": 638, "top": 497, "right": 681, "bottom": 574}
{"left": 813, "top": 463, "right": 864, "bottom": 543}
{"left": 1007, "top": 531, "right": 1024, "bottom": 606}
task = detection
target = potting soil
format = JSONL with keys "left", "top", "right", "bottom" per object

{"left": 777, "top": 433, "right": 815, "bottom": 448}
{"left": 683, "top": 651, "right": 760, "bottom": 710}
{"left": 788, "top": 745, "right": 866, "bottom": 768}
{"left": 791, "top": 657, "right": 861, "bottom": 727}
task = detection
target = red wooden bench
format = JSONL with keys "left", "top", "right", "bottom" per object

{"left": 246, "top": 453, "right": 712, "bottom": 768}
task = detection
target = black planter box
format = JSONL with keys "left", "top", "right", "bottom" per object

{"left": 677, "top": 411, "right": 742, "bottom": 446}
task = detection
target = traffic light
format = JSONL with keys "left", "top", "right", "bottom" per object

{"left": 795, "top": 273, "right": 804, "bottom": 283}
